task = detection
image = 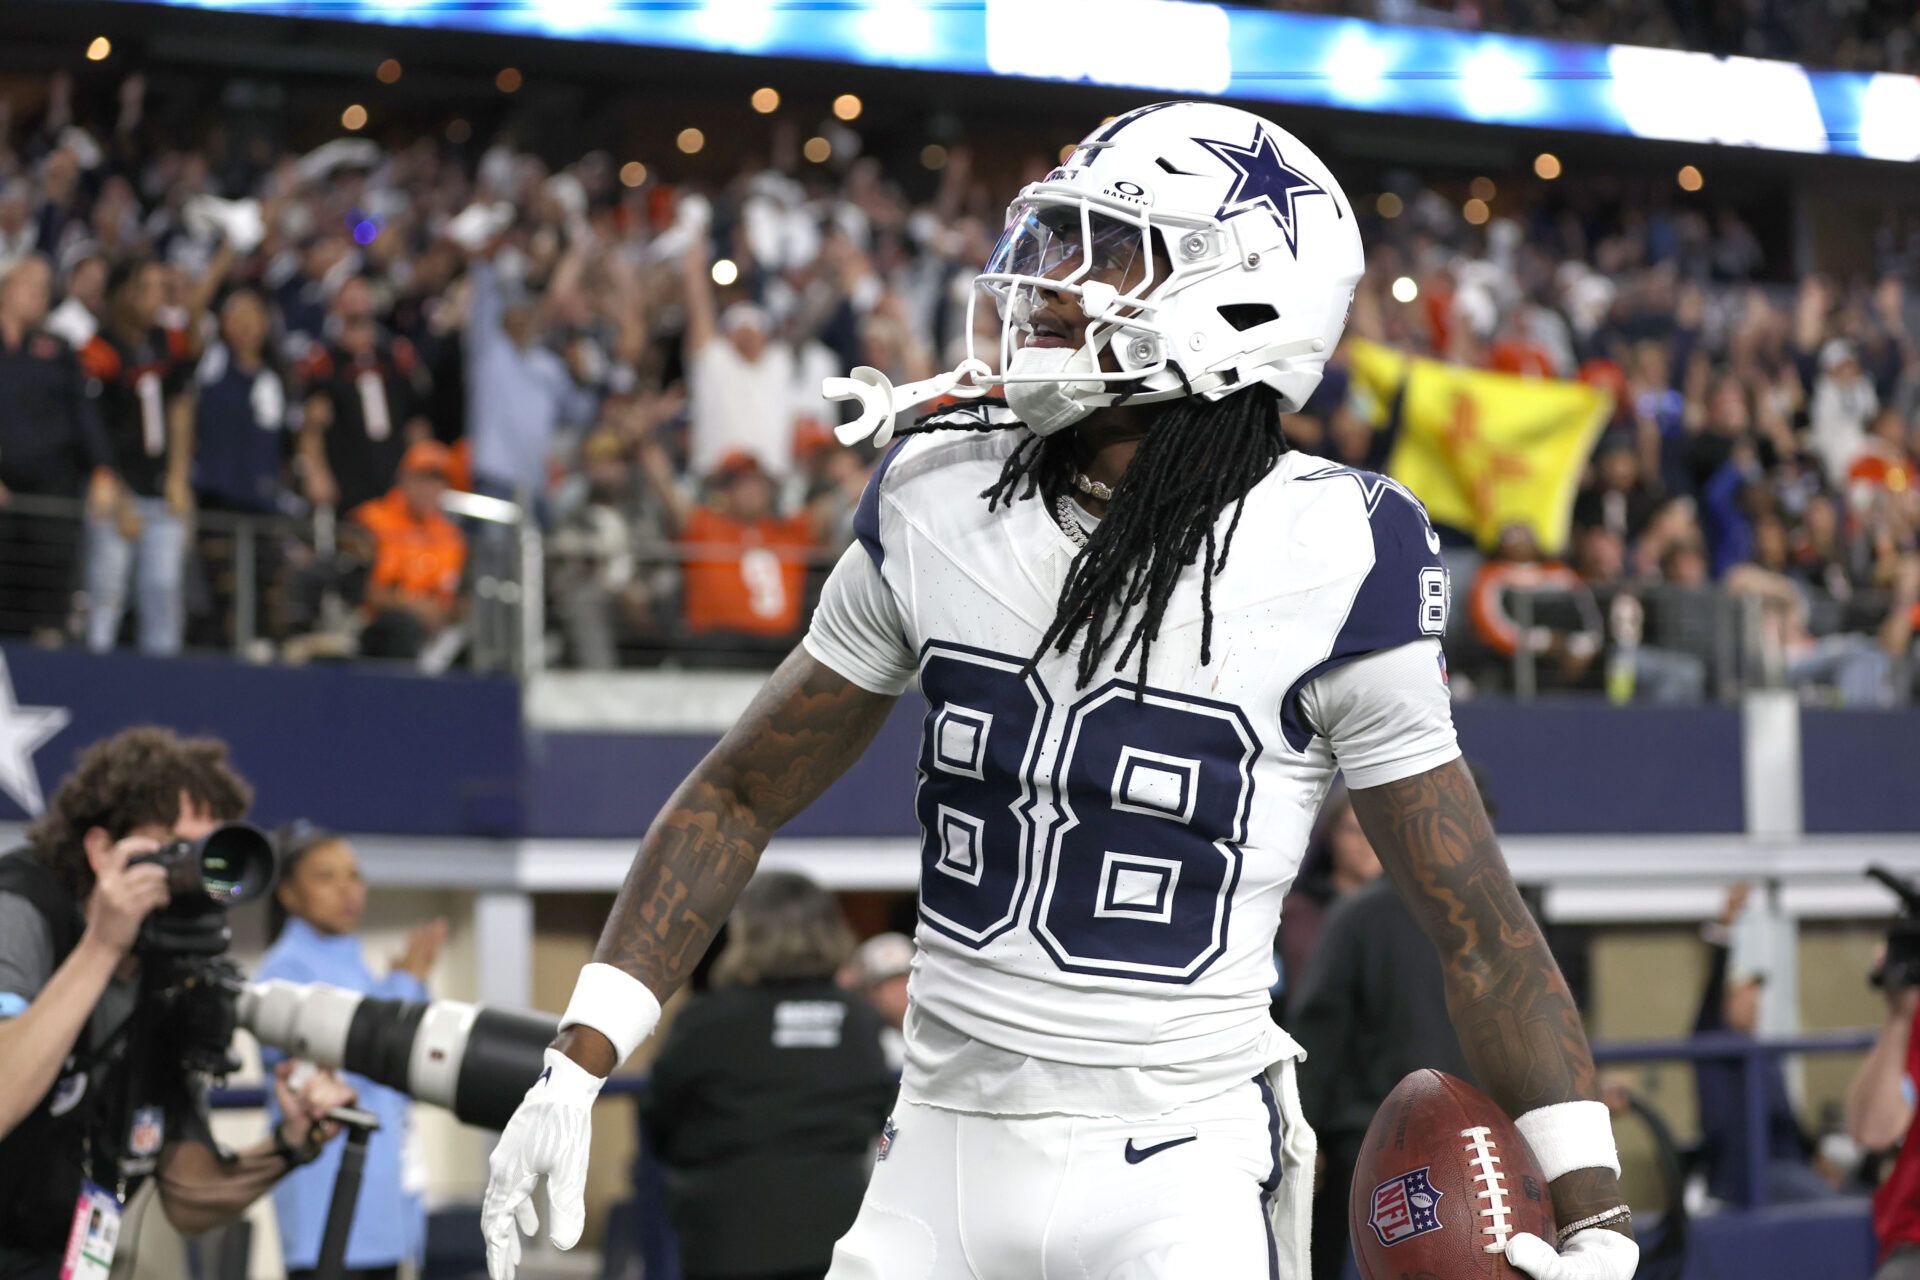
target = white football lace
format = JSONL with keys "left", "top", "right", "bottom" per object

{"left": 1461, "top": 1125, "right": 1514, "bottom": 1254}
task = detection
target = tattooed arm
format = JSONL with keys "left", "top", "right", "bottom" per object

{"left": 552, "top": 646, "right": 897, "bottom": 1075}
{"left": 1349, "top": 757, "right": 1631, "bottom": 1239}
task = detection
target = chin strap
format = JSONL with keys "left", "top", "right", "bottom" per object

{"left": 823, "top": 358, "right": 994, "bottom": 447}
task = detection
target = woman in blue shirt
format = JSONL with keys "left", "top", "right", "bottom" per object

{"left": 256, "top": 824, "right": 447, "bottom": 1280}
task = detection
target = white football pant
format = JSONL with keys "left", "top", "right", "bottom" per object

{"left": 827, "top": 1061, "right": 1314, "bottom": 1279}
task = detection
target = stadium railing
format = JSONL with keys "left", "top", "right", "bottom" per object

{"left": 1593, "top": 1028, "right": 1878, "bottom": 1209}
{"left": 0, "top": 491, "right": 545, "bottom": 675}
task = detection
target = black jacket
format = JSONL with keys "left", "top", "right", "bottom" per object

{"left": 0, "top": 329, "right": 107, "bottom": 495}
{"left": 1290, "top": 877, "right": 1474, "bottom": 1144}
{"left": 0, "top": 848, "right": 193, "bottom": 1280}
{"left": 639, "top": 981, "right": 896, "bottom": 1276}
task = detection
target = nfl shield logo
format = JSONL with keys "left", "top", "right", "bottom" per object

{"left": 128, "top": 1105, "right": 165, "bottom": 1158}
{"left": 876, "top": 1118, "right": 897, "bottom": 1162}
{"left": 1369, "top": 1166, "right": 1443, "bottom": 1247}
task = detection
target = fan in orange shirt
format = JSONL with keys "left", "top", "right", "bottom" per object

{"left": 637, "top": 445, "right": 822, "bottom": 644}
{"left": 350, "top": 440, "right": 467, "bottom": 660}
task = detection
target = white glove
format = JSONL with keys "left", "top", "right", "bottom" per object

{"left": 1506, "top": 1227, "right": 1640, "bottom": 1280}
{"left": 482, "top": 1049, "right": 605, "bottom": 1280}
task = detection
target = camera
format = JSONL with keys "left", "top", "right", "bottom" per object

{"left": 1868, "top": 865, "right": 1920, "bottom": 991}
{"left": 127, "top": 823, "right": 278, "bottom": 1077}
{"left": 128, "top": 822, "right": 278, "bottom": 922}
{"left": 239, "top": 980, "right": 557, "bottom": 1130}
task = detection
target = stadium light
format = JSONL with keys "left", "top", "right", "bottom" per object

{"left": 804, "top": 135, "right": 832, "bottom": 163}
{"left": 711, "top": 259, "right": 740, "bottom": 286}
{"left": 833, "top": 93, "right": 863, "bottom": 121}
{"left": 921, "top": 144, "right": 948, "bottom": 171}
{"left": 1677, "top": 164, "right": 1703, "bottom": 191}
{"left": 1462, "top": 197, "right": 1490, "bottom": 225}
{"left": 1533, "top": 152, "right": 1562, "bottom": 180}
{"left": 1391, "top": 276, "right": 1419, "bottom": 303}
{"left": 495, "top": 67, "right": 522, "bottom": 93}
{"left": 341, "top": 104, "right": 368, "bottom": 131}
{"left": 1375, "top": 192, "right": 1403, "bottom": 219}
{"left": 86, "top": 37, "right": 112, "bottom": 61}
{"left": 619, "top": 161, "right": 647, "bottom": 187}
{"left": 751, "top": 87, "right": 780, "bottom": 113}
{"left": 1324, "top": 25, "right": 1388, "bottom": 106}
{"left": 1470, "top": 176, "right": 1497, "bottom": 201}
{"left": 376, "top": 58, "right": 401, "bottom": 83}
{"left": 115, "top": 0, "right": 1917, "bottom": 160}
{"left": 677, "top": 127, "right": 705, "bottom": 154}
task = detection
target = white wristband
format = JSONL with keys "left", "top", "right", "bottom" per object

{"left": 1514, "top": 1100, "right": 1620, "bottom": 1182}
{"left": 558, "top": 963, "right": 662, "bottom": 1066}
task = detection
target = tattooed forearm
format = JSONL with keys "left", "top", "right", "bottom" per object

{"left": 555, "top": 649, "right": 895, "bottom": 1072}
{"left": 1350, "top": 757, "right": 1630, "bottom": 1234}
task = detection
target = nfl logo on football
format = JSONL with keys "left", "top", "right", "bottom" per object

{"left": 1369, "top": 1167, "right": 1444, "bottom": 1248}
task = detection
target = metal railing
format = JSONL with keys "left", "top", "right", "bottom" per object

{"left": 0, "top": 491, "right": 545, "bottom": 677}
{"left": 1505, "top": 583, "right": 1771, "bottom": 704}
{"left": 1592, "top": 1028, "right": 1877, "bottom": 1210}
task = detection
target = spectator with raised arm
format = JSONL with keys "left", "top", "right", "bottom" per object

{"left": 461, "top": 231, "right": 595, "bottom": 513}
{"left": 682, "top": 235, "right": 797, "bottom": 479}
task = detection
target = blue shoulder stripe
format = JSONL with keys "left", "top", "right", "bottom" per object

{"left": 1279, "top": 468, "right": 1448, "bottom": 752}
{"left": 853, "top": 439, "right": 908, "bottom": 570}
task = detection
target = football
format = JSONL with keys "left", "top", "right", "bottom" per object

{"left": 1349, "top": 1070, "right": 1557, "bottom": 1279}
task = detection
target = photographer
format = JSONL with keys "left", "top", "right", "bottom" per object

{"left": 0, "top": 727, "right": 354, "bottom": 1280}
{"left": 1848, "top": 948, "right": 1920, "bottom": 1278}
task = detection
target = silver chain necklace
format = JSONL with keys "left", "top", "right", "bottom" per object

{"left": 1053, "top": 495, "right": 1090, "bottom": 548}
{"left": 1071, "top": 470, "right": 1114, "bottom": 502}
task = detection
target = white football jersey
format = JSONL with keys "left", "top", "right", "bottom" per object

{"left": 803, "top": 421, "right": 1460, "bottom": 1119}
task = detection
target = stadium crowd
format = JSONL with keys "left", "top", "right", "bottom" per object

{"left": 0, "top": 69, "right": 1914, "bottom": 701}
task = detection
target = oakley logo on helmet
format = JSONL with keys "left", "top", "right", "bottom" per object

{"left": 1195, "top": 127, "right": 1334, "bottom": 257}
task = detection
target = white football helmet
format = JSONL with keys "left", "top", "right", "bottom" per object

{"left": 822, "top": 100, "right": 1365, "bottom": 444}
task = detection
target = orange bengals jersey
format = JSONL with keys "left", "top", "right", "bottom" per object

{"left": 352, "top": 489, "right": 467, "bottom": 610}
{"left": 682, "top": 507, "right": 815, "bottom": 636}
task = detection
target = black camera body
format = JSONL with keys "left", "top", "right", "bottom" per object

{"left": 1870, "top": 865, "right": 1920, "bottom": 991}
{"left": 127, "top": 823, "right": 278, "bottom": 1078}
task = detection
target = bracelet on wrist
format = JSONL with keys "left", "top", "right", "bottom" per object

{"left": 1556, "top": 1205, "right": 1632, "bottom": 1247}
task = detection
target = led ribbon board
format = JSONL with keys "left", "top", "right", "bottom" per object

{"left": 105, "top": 0, "right": 1920, "bottom": 160}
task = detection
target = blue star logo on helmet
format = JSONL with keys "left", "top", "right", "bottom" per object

{"left": 1194, "top": 127, "right": 1333, "bottom": 257}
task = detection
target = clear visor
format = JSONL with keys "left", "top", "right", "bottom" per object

{"left": 982, "top": 201, "right": 1152, "bottom": 304}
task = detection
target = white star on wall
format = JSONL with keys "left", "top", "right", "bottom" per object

{"left": 0, "top": 652, "right": 70, "bottom": 817}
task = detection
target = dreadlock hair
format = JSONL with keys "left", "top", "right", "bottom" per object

{"left": 902, "top": 381, "right": 1288, "bottom": 690}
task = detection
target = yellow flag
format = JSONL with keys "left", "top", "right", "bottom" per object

{"left": 1344, "top": 338, "right": 1612, "bottom": 555}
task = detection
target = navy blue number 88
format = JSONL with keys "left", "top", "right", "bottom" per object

{"left": 913, "top": 646, "right": 1257, "bottom": 984}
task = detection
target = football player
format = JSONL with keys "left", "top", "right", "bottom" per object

{"left": 482, "top": 101, "right": 1638, "bottom": 1280}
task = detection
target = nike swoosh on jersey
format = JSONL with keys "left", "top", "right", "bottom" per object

{"left": 1124, "top": 1134, "right": 1199, "bottom": 1164}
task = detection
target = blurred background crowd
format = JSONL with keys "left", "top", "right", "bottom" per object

{"left": 0, "top": 10, "right": 1914, "bottom": 705}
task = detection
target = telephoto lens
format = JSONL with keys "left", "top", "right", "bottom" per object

{"left": 238, "top": 980, "right": 558, "bottom": 1130}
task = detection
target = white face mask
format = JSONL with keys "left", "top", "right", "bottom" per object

{"left": 1003, "top": 343, "right": 1105, "bottom": 436}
